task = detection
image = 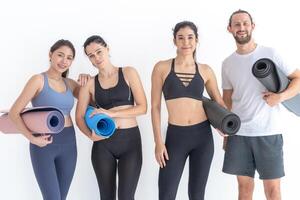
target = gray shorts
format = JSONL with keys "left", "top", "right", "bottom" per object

{"left": 222, "top": 134, "right": 284, "bottom": 180}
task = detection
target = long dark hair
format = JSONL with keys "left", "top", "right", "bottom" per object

{"left": 173, "top": 21, "right": 198, "bottom": 60}
{"left": 83, "top": 35, "right": 108, "bottom": 55}
{"left": 50, "top": 39, "right": 76, "bottom": 78}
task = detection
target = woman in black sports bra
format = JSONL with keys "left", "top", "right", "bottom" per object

{"left": 76, "top": 35, "right": 147, "bottom": 200}
{"left": 151, "top": 21, "right": 226, "bottom": 200}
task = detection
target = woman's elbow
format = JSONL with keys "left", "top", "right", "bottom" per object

{"left": 139, "top": 103, "right": 147, "bottom": 115}
{"left": 75, "top": 114, "right": 84, "bottom": 127}
{"left": 8, "top": 110, "right": 18, "bottom": 122}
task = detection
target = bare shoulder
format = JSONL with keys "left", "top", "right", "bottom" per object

{"left": 154, "top": 59, "right": 172, "bottom": 69}
{"left": 121, "top": 67, "right": 141, "bottom": 86}
{"left": 122, "top": 66, "right": 138, "bottom": 76}
{"left": 20, "top": 74, "right": 44, "bottom": 94}
{"left": 198, "top": 63, "right": 216, "bottom": 83}
{"left": 87, "top": 76, "right": 96, "bottom": 87}
{"left": 28, "top": 74, "right": 44, "bottom": 86}
{"left": 152, "top": 59, "right": 172, "bottom": 75}
{"left": 77, "top": 75, "right": 95, "bottom": 91}
{"left": 30, "top": 73, "right": 43, "bottom": 82}
{"left": 198, "top": 63, "right": 213, "bottom": 72}
{"left": 65, "top": 78, "right": 77, "bottom": 86}
{"left": 198, "top": 63, "right": 216, "bottom": 75}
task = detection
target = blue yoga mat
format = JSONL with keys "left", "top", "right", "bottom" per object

{"left": 84, "top": 106, "right": 116, "bottom": 137}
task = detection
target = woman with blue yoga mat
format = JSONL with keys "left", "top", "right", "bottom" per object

{"left": 84, "top": 105, "right": 116, "bottom": 137}
{"left": 151, "top": 21, "right": 227, "bottom": 200}
{"left": 75, "top": 35, "right": 147, "bottom": 200}
{"left": 8, "top": 40, "right": 89, "bottom": 200}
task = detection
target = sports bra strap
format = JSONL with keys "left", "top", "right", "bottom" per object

{"left": 171, "top": 59, "right": 175, "bottom": 71}
{"left": 195, "top": 62, "right": 199, "bottom": 73}
{"left": 42, "top": 72, "right": 49, "bottom": 88}
{"left": 62, "top": 78, "right": 70, "bottom": 90}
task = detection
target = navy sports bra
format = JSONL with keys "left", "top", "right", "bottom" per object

{"left": 162, "top": 59, "right": 204, "bottom": 101}
{"left": 94, "top": 67, "right": 134, "bottom": 110}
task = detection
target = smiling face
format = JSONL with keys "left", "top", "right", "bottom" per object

{"left": 174, "top": 26, "right": 198, "bottom": 56}
{"left": 228, "top": 12, "right": 255, "bottom": 45}
{"left": 85, "top": 42, "right": 109, "bottom": 69}
{"left": 49, "top": 45, "right": 74, "bottom": 73}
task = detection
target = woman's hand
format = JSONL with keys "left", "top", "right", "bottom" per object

{"left": 77, "top": 73, "right": 92, "bottom": 86}
{"left": 89, "top": 108, "right": 116, "bottom": 118}
{"left": 30, "top": 135, "right": 53, "bottom": 147}
{"left": 155, "top": 143, "right": 169, "bottom": 168}
{"left": 216, "top": 129, "right": 229, "bottom": 137}
{"left": 89, "top": 130, "right": 105, "bottom": 142}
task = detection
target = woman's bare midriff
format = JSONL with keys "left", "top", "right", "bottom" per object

{"left": 166, "top": 98, "right": 207, "bottom": 126}
{"left": 109, "top": 105, "right": 138, "bottom": 129}
{"left": 64, "top": 115, "right": 74, "bottom": 127}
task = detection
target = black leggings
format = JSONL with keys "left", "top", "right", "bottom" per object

{"left": 159, "top": 121, "right": 214, "bottom": 200}
{"left": 91, "top": 126, "right": 142, "bottom": 200}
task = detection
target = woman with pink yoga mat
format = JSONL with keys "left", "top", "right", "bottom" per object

{"left": 8, "top": 39, "right": 86, "bottom": 200}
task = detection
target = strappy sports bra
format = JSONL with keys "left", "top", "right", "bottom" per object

{"left": 162, "top": 59, "right": 204, "bottom": 101}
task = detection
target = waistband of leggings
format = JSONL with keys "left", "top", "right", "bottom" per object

{"left": 168, "top": 120, "right": 210, "bottom": 130}
{"left": 33, "top": 126, "right": 74, "bottom": 136}
{"left": 114, "top": 126, "right": 139, "bottom": 134}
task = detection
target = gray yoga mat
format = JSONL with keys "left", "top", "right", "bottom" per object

{"left": 202, "top": 97, "right": 241, "bottom": 135}
{"left": 252, "top": 58, "right": 300, "bottom": 116}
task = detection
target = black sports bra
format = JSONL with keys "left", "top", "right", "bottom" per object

{"left": 162, "top": 59, "right": 204, "bottom": 101}
{"left": 94, "top": 67, "right": 134, "bottom": 109}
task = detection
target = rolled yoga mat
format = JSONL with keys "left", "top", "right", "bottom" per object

{"left": 84, "top": 106, "right": 116, "bottom": 137}
{"left": 0, "top": 106, "right": 65, "bottom": 134}
{"left": 202, "top": 97, "right": 241, "bottom": 135}
{"left": 252, "top": 58, "right": 300, "bottom": 116}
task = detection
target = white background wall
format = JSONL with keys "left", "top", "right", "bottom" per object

{"left": 1, "top": 0, "right": 300, "bottom": 199}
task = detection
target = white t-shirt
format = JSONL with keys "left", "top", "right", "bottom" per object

{"left": 222, "top": 45, "right": 296, "bottom": 136}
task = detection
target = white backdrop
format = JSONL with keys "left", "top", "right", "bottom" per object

{"left": 1, "top": 0, "right": 300, "bottom": 199}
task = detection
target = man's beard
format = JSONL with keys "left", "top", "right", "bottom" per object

{"left": 234, "top": 32, "right": 252, "bottom": 45}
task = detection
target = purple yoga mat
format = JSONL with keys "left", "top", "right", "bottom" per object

{"left": 0, "top": 107, "right": 65, "bottom": 134}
